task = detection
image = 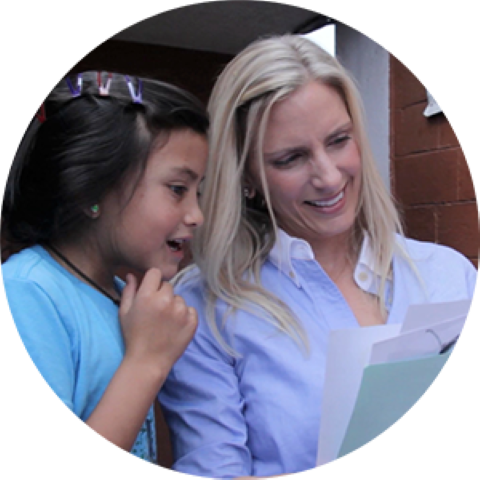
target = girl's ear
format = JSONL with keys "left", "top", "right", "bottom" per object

{"left": 85, "top": 204, "right": 100, "bottom": 219}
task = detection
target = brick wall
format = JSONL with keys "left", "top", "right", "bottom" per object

{"left": 390, "top": 56, "right": 478, "bottom": 267}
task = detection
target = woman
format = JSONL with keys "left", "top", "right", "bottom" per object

{"left": 159, "top": 35, "right": 476, "bottom": 476}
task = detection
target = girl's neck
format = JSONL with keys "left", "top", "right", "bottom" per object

{"left": 47, "top": 240, "right": 119, "bottom": 301}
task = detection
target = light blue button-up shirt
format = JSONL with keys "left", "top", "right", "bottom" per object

{"left": 160, "top": 232, "right": 476, "bottom": 477}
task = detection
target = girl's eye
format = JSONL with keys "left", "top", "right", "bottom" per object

{"left": 169, "top": 185, "right": 188, "bottom": 197}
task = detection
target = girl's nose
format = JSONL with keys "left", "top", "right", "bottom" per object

{"left": 185, "top": 198, "right": 204, "bottom": 228}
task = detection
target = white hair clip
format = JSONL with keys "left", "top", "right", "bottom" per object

{"left": 97, "top": 72, "right": 112, "bottom": 96}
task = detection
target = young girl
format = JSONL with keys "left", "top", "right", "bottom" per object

{"left": 1, "top": 71, "right": 209, "bottom": 462}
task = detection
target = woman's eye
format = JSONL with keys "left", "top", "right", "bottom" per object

{"left": 272, "top": 153, "right": 303, "bottom": 168}
{"left": 330, "top": 135, "right": 351, "bottom": 148}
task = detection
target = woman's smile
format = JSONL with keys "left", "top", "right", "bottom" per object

{"left": 250, "top": 80, "right": 362, "bottom": 247}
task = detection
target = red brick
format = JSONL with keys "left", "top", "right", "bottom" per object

{"left": 403, "top": 206, "right": 436, "bottom": 243}
{"left": 390, "top": 55, "right": 426, "bottom": 109}
{"left": 437, "top": 203, "right": 479, "bottom": 257}
{"left": 395, "top": 103, "right": 439, "bottom": 156}
{"left": 394, "top": 150, "right": 458, "bottom": 206}
{"left": 431, "top": 114, "right": 460, "bottom": 149}
{"left": 458, "top": 155, "right": 476, "bottom": 201}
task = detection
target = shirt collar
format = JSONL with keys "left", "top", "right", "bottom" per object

{"left": 268, "top": 229, "right": 391, "bottom": 295}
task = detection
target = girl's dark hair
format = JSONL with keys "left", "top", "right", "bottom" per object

{"left": 1, "top": 71, "right": 209, "bottom": 250}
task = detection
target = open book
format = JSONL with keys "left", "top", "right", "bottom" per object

{"left": 316, "top": 299, "right": 471, "bottom": 466}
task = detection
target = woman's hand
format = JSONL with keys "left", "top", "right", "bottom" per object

{"left": 119, "top": 268, "right": 198, "bottom": 378}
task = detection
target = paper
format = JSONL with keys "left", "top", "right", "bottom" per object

{"left": 369, "top": 315, "right": 465, "bottom": 365}
{"left": 316, "top": 300, "right": 469, "bottom": 466}
{"left": 400, "top": 299, "right": 470, "bottom": 333}
{"left": 316, "top": 324, "right": 400, "bottom": 466}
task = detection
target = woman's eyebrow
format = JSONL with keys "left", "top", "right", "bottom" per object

{"left": 325, "top": 121, "right": 353, "bottom": 142}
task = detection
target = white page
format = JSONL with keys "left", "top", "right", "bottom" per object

{"left": 400, "top": 299, "right": 471, "bottom": 333}
{"left": 316, "top": 324, "right": 400, "bottom": 466}
{"left": 369, "top": 315, "right": 466, "bottom": 365}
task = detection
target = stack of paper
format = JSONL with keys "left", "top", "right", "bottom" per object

{"left": 316, "top": 300, "right": 471, "bottom": 466}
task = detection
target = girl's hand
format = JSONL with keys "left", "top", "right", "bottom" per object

{"left": 118, "top": 268, "right": 198, "bottom": 378}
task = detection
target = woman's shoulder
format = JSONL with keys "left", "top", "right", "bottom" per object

{"left": 173, "top": 264, "right": 207, "bottom": 300}
{"left": 398, "top": 235, "right": 473, "bottom": 265}
{"left": 396, "top": 235, "right": 476, "bottom": 295}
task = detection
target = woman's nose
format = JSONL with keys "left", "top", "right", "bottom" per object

{"left": 310, "top": 152, "right": 342, "bottom": 189}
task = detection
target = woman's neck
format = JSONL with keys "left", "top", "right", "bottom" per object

{"left": 310, "top": 232, "right": 356, "bottom": 282}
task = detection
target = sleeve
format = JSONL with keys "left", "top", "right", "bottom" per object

{"left": 5, "top": 278, "right": 77, "bottom": 411}
{"left": 464, "top": 257, "right": 478, "bottom": 299}
{"left": 159, "top": 284, "right": 252, "bottom": 478}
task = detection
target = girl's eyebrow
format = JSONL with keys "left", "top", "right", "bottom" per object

{"left": 170, "top": 166, "right": 199, "bottom": 181}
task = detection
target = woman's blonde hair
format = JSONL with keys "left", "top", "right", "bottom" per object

{"left": 186, "top": 35, "right": 406, "bottom": 354}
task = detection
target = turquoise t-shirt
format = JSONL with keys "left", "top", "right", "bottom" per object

{"left": 3, "top": 245, "right": 157, "bottom": 462}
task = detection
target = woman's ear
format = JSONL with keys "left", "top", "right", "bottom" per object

{"left": 243, "top": 186, "right": 256, "bottom": 199}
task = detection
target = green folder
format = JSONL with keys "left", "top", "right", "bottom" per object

{"left": 338, "top": 351, "right": 451, "bottom": 458}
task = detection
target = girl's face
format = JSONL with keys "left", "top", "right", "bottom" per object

{"left": 101, "top": 129, "right": 208, "bottom": 280}
{"left": 248, "top": 81, "right": 362, "bottom": 251}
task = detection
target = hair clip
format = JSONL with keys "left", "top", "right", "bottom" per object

{"left": 66, "top": 74, "right": 83, "bottom": 97}
{"left": 125, "top": 75, "right": 143, "bottom": 104}
{"left": 36, "top": 103, "right": 46, "bottom": 123}
{"left": 97, "top": 72, "right": 112, "bottom": 96}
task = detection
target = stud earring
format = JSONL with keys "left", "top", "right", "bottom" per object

{"left": 243, "top": 187, "right": 255, "bottom": 199}
{"left": 90, "top": 204, "right": 100, "bottom": 217}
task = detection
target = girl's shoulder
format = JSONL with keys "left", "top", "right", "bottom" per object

{"left": 2, "top": 246, "right": 55, "bottom": 282}
{"left": 3, "top": 245, "right": 87, "bottom": 303}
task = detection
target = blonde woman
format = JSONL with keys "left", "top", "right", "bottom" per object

{"left": 159, "top": 35, "right": 476, "bottom": 477}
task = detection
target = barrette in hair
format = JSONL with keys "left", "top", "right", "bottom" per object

{"left": 97, "top": 72, "right": 112, "bottom": 96}
{"left": 36, "top": 103, "right": 47, "bottom": 123}
{"left": 66, "top": 74, "right": 83, "bottom": 97}
{"left": 125, "top": 75, "right": 143, "bottom": 104}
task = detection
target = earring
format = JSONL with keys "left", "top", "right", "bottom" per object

{"left": 90, "top": 204, "right": 100, "bottom": 217}
{"left": 243, "top": 187, "right": 255, "bottom": 199}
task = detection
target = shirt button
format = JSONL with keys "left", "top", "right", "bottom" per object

{"left": 289, "top": 271, "right": 295, "bottom": 279}
{"left": 358, "top": 272, "right": 369, "bottom": 283}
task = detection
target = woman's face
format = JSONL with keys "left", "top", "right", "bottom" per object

{"left": 248, "top": 81, "right": 362, "bottom": 250}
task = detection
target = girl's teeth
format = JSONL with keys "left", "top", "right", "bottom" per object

{"left": 310, "top": 190, "right": 344, "bottom": 207}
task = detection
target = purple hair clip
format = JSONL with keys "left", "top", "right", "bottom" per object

{"left": 66, "top": 74, "right": 83, "bottom": 97}
{"left": 125, "top": 75, "right": 143, "bottom": 104}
